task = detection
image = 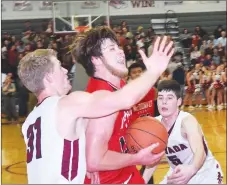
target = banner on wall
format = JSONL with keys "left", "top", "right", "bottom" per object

{"left": 130, "top": 0, "right": 154, "bottom": 8}
{"left": 164, "top": 1, "right": 183, "bottom": 5}
{"left": 81, "top": 1, "right": 100, "bottom": 9}
{"left": 39, "top": 1, "right": 54, "bottom": 10}
{"left": 13, "top": 1, "right": 33, "bottom": 11}
{"left": 109, "top": 0, "right": 128, "bottom": 9}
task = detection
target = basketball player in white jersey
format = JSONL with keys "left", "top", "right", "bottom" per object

{"left": 18, "top": 44, "right": 173, "bottom": 184}
{"left": 143, "top": 80, "right": 223, "bottom": 184}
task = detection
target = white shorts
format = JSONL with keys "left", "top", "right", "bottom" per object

{"left": 160, "top": 159, "right": 223, "bottom": 184}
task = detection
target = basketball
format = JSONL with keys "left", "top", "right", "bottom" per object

{"left": 125, "top": 117, "right": 168, "bottom": 154}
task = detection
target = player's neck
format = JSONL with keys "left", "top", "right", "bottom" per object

{"left": 94, "top": 70, "right": 121, "bottom": 88}
{"left": 37, "top": 90, "right": 58, "bottom": 104}
{"left": 162, "top": 109, "right": 180, "bottom": 128}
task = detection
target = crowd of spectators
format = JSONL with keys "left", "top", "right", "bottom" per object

{"left": 1, "top": 19, "right": 226, "bottom": 123}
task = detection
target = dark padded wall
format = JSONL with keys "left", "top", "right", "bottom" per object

{"left": 2, "top": 11, "right": 226, "bottom": 37}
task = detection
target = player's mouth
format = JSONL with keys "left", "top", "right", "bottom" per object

{"left": 161, "top": 107, "right": 168, "bottom": 112}
{"left": 117, "top": 57, "right": 125, "bottom": 65}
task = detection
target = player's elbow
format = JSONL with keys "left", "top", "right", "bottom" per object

{"left": 87, "top": 156, "right": 101, "bottom": 172}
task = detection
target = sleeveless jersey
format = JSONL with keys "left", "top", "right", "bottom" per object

{"left": 131, "top": 88, "right": 155, "bottom": 122}
{"left": 155, "top": 111, "right": 215, "bottom": 170}
{"left": 22, "top": 96, "right": 86, "bottom": 184}
{"left": 85, "top": 77, "right": 144, "bottom": 184}
{"left": 156, "top": 111, "right": 223, "bottom": 184}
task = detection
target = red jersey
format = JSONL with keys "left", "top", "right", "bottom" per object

{"left": 85, "top": 77, "right": 144, "bottom": 184}
{"left": 131, "top": 88, "right": 156, "bottom": 122}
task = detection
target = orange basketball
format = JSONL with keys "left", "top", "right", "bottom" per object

{"left": 125, "top": 117, "right": 168, "bottom": 154}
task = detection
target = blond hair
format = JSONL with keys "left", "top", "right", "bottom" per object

{"left": 18, "top": 49, "right": 57, "bottom": 95}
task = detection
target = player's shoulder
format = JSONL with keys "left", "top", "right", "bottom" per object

{"left": 180, "top": 111, "right": 198, "bottom": 126}
{"left": 86, "top": 77, "right": 113, "bottom": 92}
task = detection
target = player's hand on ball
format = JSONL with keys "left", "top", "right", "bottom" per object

{"left": 136, "top": 143, "right": 165, "bottom": 165}
{"left": 167, "top": 164, "right": 196, "bottom": 184}
{"left": 87, "top": 171, "right": 100, "bottom": 184}
{"left": 138, "top": 36, "right": 174, "bottom": 76}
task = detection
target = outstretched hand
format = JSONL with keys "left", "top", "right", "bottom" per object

{"left": 139, "top": 36, "right": 174, "bottom": 76}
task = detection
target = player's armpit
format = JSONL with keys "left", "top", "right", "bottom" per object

{"left": 182, "top": 115, "right": 206, "bottom": 173}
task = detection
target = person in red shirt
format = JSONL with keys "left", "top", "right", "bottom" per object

{"left": 128, "top": 62, "right": 157, "bottom": 121}
{"left": 72, "top": 26, "right": 174, "bottom": 184}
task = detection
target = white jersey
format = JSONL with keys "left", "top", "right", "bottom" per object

{"left": 22, "top": 96, "right": 86, "bottom": 184}
{"left": 155, "top": 111, "right": 223, "bottom": 184}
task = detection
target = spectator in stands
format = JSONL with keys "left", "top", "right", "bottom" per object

{"left": 146, "top": 27, "right": 155, "bottom": 41}
{"left": 213, "top": 25, "right": 225, "bottom": 39}
{"left": 8, "top": 45, "right": 18, "bottom": 77}
{"left": 212, "top": 48, "right": 221, "bottom": 66}
{"left": 179, "top": 28, "right": 192, "bottom": 48}
{"left": 1, "top": 40, "right": 9, "bottom": 73}
{"left": 191, "top": 34, "right": 200, "bottom": 47}
{"left": 199, "top": 40, "right": 207, "bottom": 56}
{"left": 172, "top": 63, "right": 185, "bottom": 100}
{"left": 203, "top": 54, "right": 212, "bottom": 67}
{"left": 2, "top": 73, "right": 18, "bottom": 124}
{"left": 217, "top": 43, "right": 225, "bottom": 57}
{"left": 190, "top": 46, "right": 201, "bottom": 61}
{"left": 217, "top": 31, "right": 226, "bottom": 47}
{"left": 194, "top": 25, "right": 207, "bottom": 39}
{"left": 16, "top": 40, "right": 25, "bottom": 53}
{"left": 205, "top": 42, "right": 214, "bottom": 56}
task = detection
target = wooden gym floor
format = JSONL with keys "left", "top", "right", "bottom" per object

{"left": 1, "top": 108, "right": 226, "bottom": 184}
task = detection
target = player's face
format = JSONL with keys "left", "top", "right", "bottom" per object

{"left": 157, "top": 91, "right": 182, "bottom": 118}
{"left": 50, "top": 57, "right": 72, "bottom": 95}
{"left": 129, "top": 67, "right": 143, "bottom": 80}
{"left": 101, "top": 39, "right": 128, "bottom": 78}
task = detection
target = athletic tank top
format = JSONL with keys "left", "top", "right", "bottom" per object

{"left": 155, "top": 111, "right": 214, "bottom": 171}
{"left": 85, "top": 77, "right": 144, "bottom": 184}
{"left": 131, "top": 88, "right": 155, "bottom": 122}
{"left": 22, "top": 96, "right": 86, "bottom": 184}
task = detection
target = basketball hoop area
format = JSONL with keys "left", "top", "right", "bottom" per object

{"left": 52, "top": 1, "right": 109, "bottom": 34}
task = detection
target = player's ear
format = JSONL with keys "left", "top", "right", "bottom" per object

{"left": 177, "top": 97, "right": 182, "bottom": 107}
{"left": 91, "top": 56, "right": 102, "bottom": 66}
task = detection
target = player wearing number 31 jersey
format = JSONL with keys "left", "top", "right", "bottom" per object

{"left": 143, "top": 80, "right": 223, "bottom": 184}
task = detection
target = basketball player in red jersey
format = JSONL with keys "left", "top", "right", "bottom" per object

{"left": 17, "top": 48, "right": 171, "bottom": 184}
{"left": 73, "top": 27, "right": 174, "bottom": 184}
{"left": 128, "top": 62, "right": 157, "bottom": 120}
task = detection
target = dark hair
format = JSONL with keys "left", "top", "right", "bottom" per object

{"left": 72, "top": 26, "right": 118, "bottom": 76}
{"left": 157, "top": 80, "right": 181, "bottom": 99}
{"left": 128, "top": 62, "right": 146, "bottom": 75}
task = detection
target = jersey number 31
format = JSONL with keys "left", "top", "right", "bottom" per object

{"left": 27, "top": 117, "right": 42, "bottom": 163}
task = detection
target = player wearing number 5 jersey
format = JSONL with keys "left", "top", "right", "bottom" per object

{"left": 17, "top": 46, "right": 171, "bottom": 184}
{"left": 143, "top": 80, "right": 223, "bottom": 184}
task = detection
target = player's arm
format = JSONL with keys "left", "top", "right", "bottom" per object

{"left": 60, "top": 68, "right": 162, "bottom": 119}
{"left": 182, "top": 114, "right": 206, "bottom": 173}
{"left": 143, "top": 165, "right": 158, "bottom": 183}
{"left": 86, "top": 116, "right": 164, "bottom": 172}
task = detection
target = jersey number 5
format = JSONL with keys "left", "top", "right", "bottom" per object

{"left": 27, "top": 117, "right": 42, "bottom": 163}
{"left": 167, "top": 155, "right": 182, "bottom": 166}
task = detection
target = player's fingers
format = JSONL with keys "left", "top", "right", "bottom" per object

{"left": 138, "top": 49, "right": 147, "bottom": 62}
{"left": 147, "top": 142, "right": 160, "bottom": 152}
{"left": 164, "top": 41, "right": 174, "bottom": 55}
{"left": 153, "top": 151, "right": 165, "bottom": 160}
{"left": 153, "top": 36, "right": 161, "bottom": 52}
{"left": 167, "top": 48, "right": 175, "bottom": 59}
{"left": 159, "top": 36, "right": 167, "bottom": 52}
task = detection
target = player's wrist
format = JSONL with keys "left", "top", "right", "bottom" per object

{"left": 189, "top": 164, "right": 198, "bottom": 176}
